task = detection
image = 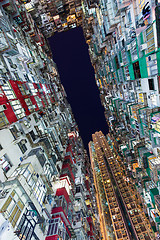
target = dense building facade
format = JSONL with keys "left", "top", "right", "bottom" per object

{"left": 0, "top": 1, "right": 100, "bottom": 240}
{"left": 89, "top": 131, "right": 155, "bottom": 239}
{"left": 2, "top": 0, "right": 160, "bottom": 239}
{"left": 82, "top": 0, "right": 160, "bottom": 237}
{"left": 24, "top": 0, "right": 83, "bottom": 38}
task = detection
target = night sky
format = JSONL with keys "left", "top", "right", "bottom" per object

{"left": 48, "top": 27, "right": 108, "bottom": 150}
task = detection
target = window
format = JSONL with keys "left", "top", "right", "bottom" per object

{"left": 76, "top": 186, "right": 81, "bottom": 193}
{"left": 33, "top": 113, "right": 39, "bottom": 123}
{"left": 18, "top": 83, "right": 29, "bottom": 95}
{"left": 2, "top": 82, "right": 16, "bottom": 100}
{"left": 124, "top": 66, "right": 130, "bottom": 80}
{"left": 0, "top": 154, "right": 12, "bottom": 173}
{"left": 34, "top": 96, "right": 43, "bottom": 108}
{"left": 18, "top": 140, "right": 27, "bottom": 154}
{"left": 10, "top": 100, "right": 25, "bottom": 119}
{"left": 14, "top": 72, "right": 21, "bottom": 81}
{"left": 1, "top": 190, "right": 24, "bottom": 228}
{"left": 117, "top": 68, "right": 124, "bottom": 82}
{"left": 130, "top": 40, "right": 138, "bottom": 62}
{"left": 23, "top": 74, "right": 30, "bottom": 82}
{"left": 115, "top": 56, "right": 120, "bottom": 70}
{"left": 25, "top": 98, "right": 33, "bottom": 112}
{"left": 47, "top": 218, "right": 59, "bottom": 236}
{"left": 0, "top": 112, "right": 8, "bottom": 128}
{"left": 0, "top": 144, "right": 2, "bottom": 150}
{"left": 29, "top": 130, "right": 36, "bottom": 141}
{"left": 121, "top": 49, "right": 128, "bottom": 65}
{"left": 128, "top": 11, "right": 131, "bottom": 23}
{"left": 18, "top": 214, "right": 35, "bottom": 240}
{"left": 32, "top": 178, "right": 46, "bottom": 206}
{"left": 10, "top": 125, "right": 20, "bottom": 139}
{"left": 133, "top": 61, "right": 141, "bottom": 79}
{"left": 28, "top": 83, "right": 37, "bottom": 96}
{"left": 148, "top": 78, "right": 154, "bottom": 90}
{"left": 144, "top": 24, "right": 155, "bottom": 54}
{"left": 41, "top": 95, "right": 47, "bottom": 106}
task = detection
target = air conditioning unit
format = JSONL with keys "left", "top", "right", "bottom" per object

{"left": 0, "top": 104, "right": 7, "bottom": 112}
{"left": 0, "top": 79, "right": 6, "bottom": 86}
{"left": 126, "top": 44, "right": 131, "bottom": 51}
{"left": 21, "top": 139, "right": 27, "bottom": 145}
{"left": 111, "top": 50, "right": 114, "bottom": 55}
{"left": 120, "top": 62, "right": 124, "bottom": 67}
{"left": 140, "top": 43, "right": 147, "bottom": 51}
{"left": 2, "top": 67, "right": 8, "bottom": 73}
{"left": 17, "top": 131, "right": 23, "bottom": 137}
{"left": 126, "top": 76, "right": 130, "bottom": 80}
{"left": 11, "top": 64, "right": 17, "bottom": 69}
{"left": 26, "top": 90, "right": 30, "bottom": 95}
{"left": 148, "top": 54, "right": 156, "bottom": 61}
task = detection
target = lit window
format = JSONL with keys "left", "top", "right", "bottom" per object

{"left": 2, "top": 82, "right": 16, "bottom": 100}
{"left": 10, "top": 100, "right": 25, "bottom": 119}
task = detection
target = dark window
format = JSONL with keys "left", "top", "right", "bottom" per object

{"left": 137, "top": 80, "right": 141, "bottom": 87}
{"left": 33, "top": 113, "right": 38, "bottom": 123}
{"left": 10, "top": 125, "right": 19, "bottom": 139}
{"left": 29, "top": 130, "right": 36, "bottom": 141}
{"left": 122, "top": 39, "right": 125, "bottom": 47}
{"left": 44, "top": 120, "right": 48, "bottom": 127}
{"left": 115, "top": 56, "right": 120, "bottom": 69}
{"left": 148, "top": 78, "right": 154, "bottom": 90}
{"left": 18, "top": 140, "right": 27, "bottom": 154}
{"left": 133, "top": 61, "right": 141, "bottom": 79}
{"left": 76, "top": 186, "right": 81, "bottom": 193}
{"left": 0, "top": 144, "right": 3, "bottom": 150}
{"left": 143, "top": 156, "right": 149, "bottom": 169}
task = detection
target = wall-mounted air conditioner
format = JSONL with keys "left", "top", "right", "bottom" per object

{"left": 2, "top": 67, "right": 8, "bottom": 73}
{"left": 26, "top": 90, "right": 30, "bottom": 95}
{"left": 140, "top": 43, "right": 147, "bottom": 51}
{"left": 11, "top": 64, "right": 17, "bottom": 69}
{"left": 148, "top": 54, "right": 156, "bottom": 61}
{"left": 126, "top": 44, "right": 131, "bottom": 51}
{"left": 0, "top": 104, "right": 7, "bottom": 112}
{"left": 21, "top": 139, "right": 27, "bottom": 145}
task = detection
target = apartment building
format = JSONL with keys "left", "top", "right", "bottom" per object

{"left": 24, "top": 0, "right": 83, "bottom": 37}
{"left": 83, "top": 0, "right": 160, "bottom": 236}
{"left": 89, "top": 131, "right": 155, "bottom": 239}
{"left": 0, "top": 1, "right": 99, "bottom": 240}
